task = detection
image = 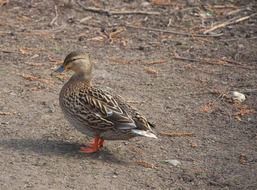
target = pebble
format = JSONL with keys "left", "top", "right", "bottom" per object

{"left": 231, "top": 91, "right": 246, "bottom": 102}
{"left": 141, "top": 2, "right": 151, "bottom": 7}
{"left": 163, "top": 159, "right": 181, "bottom": 166}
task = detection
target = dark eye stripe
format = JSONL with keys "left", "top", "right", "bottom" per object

{"left": 64, "top": 58, "right": 84, "bottom": 66}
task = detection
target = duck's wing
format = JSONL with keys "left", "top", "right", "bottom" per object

{"left": 77, "top": 87, "right": 137, "bottom": 131}
{"left": 113, "top": 94, "right": 155, "bottom": 132}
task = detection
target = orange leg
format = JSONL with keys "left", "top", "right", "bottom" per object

{"left": 80, "top": 136, "right": 104, "bottom": 153}
{"left": 98, "top": 138, "right": 105, "bottom": 148}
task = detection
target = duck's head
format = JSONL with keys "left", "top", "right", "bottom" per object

{"left": 55, "top": 51, "right": 93, "bottom": 78}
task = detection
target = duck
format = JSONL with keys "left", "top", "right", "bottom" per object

{"left": 55, "top": 51, "right": 157, "bottom": 153}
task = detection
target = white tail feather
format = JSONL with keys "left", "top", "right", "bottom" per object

{"left": 132, "top": 129, "right": 157, "bottom": 139}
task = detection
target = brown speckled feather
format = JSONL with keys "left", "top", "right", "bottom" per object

{"left": 59, "top": 75, "right": 154, "bottom": 139}
{"left": 58, "top": 52, "right": 156, "bottom": 140}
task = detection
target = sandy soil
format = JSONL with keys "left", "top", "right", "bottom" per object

{"left": 0, "top": 0, "right": 257, "bottom": 189}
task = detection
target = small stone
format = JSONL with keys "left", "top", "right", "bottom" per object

{"left": 163, "top": 159, "right": 181, "bottom": 166}
{"left": 48, "top": 104, "right": 55, "bottom": 113}
{"left": 191, "top": 142, "right": 197, "bottom": 148}
{"left": 238, "top": 44, "right": 244, "bottom": 49}
{"left": 41, "top": 101, "right": 47, "bottom": 105}
{"left": 30, "top": 54, "right": 39, "bottom": 59}
{"left": 10, "top": 92, "right": 16, "bottom": 96}
{"left": 231, "top": 91, "right": 246, "bottom": 102}
{"left": 141, "top": 2, "right": 151, "bottom": 7}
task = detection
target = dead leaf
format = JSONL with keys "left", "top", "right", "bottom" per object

{"left": 135, "top": 160, "right": 156, "bottom": 168}
{"left": 239, "top": 154, "right": 247, "bottom": 165}
{"left": 55, "top": 74, "right": 69, "bottom": 81}
{"left": 191, "top": 142, "right": 198, "bottom": 148}
{"left": 20, "top": 74, "right": 38, "bottom": 81}
{"left": 19, "top": 48, "right": 31, "bottom": 55}
{"left": 87, "top": 36, "right": 105, "bottom": 42}
{"left": 159, "top": 131, "right": 194, "bottom": 137}
{"left": 109, "top": 27, "right": 126, "bottom": 39}
{"left": 26, "top": 62, "right": 45, "bottom": 67}
{"left": 19, "top": 47, "right": 44, "bottom": 55}
{"left": 199, "top": 102, "right": 215, "bottom": 113}
{"left": 144, "top": 67, "right": 158, "bottom": 75}
{"left": 48, "top": 55, "right": 62, "bottom": 65}
{"left": 20, "top": 73, "right": 54, "bottom": 86}
{"left": 99, "top": 27, "right": 126, "bottom": 44}
{"left": 151, "top": 0, "right": 172, "bottom": 5}
{"left": 234, "top": 115, "right": 242, "bottom": 121}
{"left": 121, "top": 39, "right": 128, "bottom": 47}
{"left": 17, "top": 15, "right": 31, "bottom": 22}
{"left": 233, "top": 104, "right": 256, "bottom": 117}
{"left": 128, "top": 146, "right": 143, "bottom": 155}
{"left": 216, "top": 59, "right": 227, "bottom": 65}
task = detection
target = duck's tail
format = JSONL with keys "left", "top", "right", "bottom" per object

{"left": 131, "top": 129, "right": 157, "bottom": 139}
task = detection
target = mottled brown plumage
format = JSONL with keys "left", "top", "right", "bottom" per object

{"left": 55, "top": 51, "right": 157, "bottom": 153}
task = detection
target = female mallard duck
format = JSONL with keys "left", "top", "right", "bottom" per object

{"left": 55, "top": 51, "right": 157, "bottom": 153}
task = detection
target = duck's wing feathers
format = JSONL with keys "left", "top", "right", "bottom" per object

{"left": 113, "top": 94, "right": 155, "bottom": 132}
{"left": 78, "top": 87, "right": 137, "bottom": 131}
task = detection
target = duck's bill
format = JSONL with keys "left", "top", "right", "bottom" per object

{"left": 55, "top": 65, "right": 65, "bottom": 73}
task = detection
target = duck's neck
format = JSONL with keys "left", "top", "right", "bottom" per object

{"left": 70, "top": 72, "right": 92, "bottom": 85}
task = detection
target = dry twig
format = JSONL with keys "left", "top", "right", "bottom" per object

{"left": 126, "top": 25, "right": 222, "bottom": 37}
{"left": 23, "top": 25, "right": 67, "bottom": 36}
{"left": 159, "top": 131, "right": 194, "bottom": 137}
{"left": 144, "top": 67, "right": 158, "bottom": 75}
{"left": 50, "top": 5, "right": 59, "bottom": 26}
{"left": 211, "top": 4, "right": 238, "bottom": 9}
{"left": 146, "top": 60, "right": 167, "bottom": 65}
{"left": 151, "top": 0, "right": 172, "bottom": 5}
{"left": 135, "top": 160, "right": 156, "bottom": 168}
{"left": 171, "top": 54, "right": 254, "bottom": 70}
{"left": 109, "top": 58, "right": 167, "bottom": 65}
{"left": 0, "top": 111, "right": 16, "bottom": 115}
{"left": 126, "top": 100, "right": 145, "bottom": 104}
{"left": 19, "top": 48, "right": 31, "bottom": 55}
{"left": 101, "top": 27, "right": 126, "bottom": 43}
{"left": 76, "top": 0, "right": 160, "bottom": 16}
{"left": 19, "top": 73, "right": 54, "bottom": 86}
{"left": 25, "top": 62, "right": 45, "bottom": 67}
{"left": 199, "top": 102, "right": 216, "bottom": 113}
{"left": 203, "top": 13, "right": 257, "bottom": 34}
{"left": 226, "top": 9, "right": 244, "bottom": 16}
{"left": 0, "top": 49, "right": 16, "bottom": 53}
{"left": 48, "top": 55, "right": 62, "bottom": 65}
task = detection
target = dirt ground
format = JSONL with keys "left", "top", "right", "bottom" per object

{"left": 0, "top": 0, "right": 257, "bottom": 189}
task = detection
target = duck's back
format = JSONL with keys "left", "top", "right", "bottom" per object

{"left": 59, "top": 75, "right": 155, "bottom": 140}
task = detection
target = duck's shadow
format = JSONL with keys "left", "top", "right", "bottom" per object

{"left": 0, "top": 138, "right": 125, "bottom": 164}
